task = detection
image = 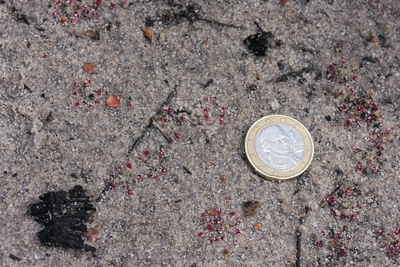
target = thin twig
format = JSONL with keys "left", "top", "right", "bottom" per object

{"left": 126, "top": 91, "right": 175, "bottom": 157}
{"left": 319, "top": 184, "right": 343, "bottom": 208}
{"left": 199, "top": 18, "right": 243, "bottom": 29}
{"left": 182, "top": 166, "right": 192, "bottom": 175}
{"left": 254, "top": 21, "right": 264, "bottom": 32}
{"left": 153, "top": 121, "right": 173, "bottom": 143}
{"left": 295, "top": 230, "right": 301, "bottom": 267}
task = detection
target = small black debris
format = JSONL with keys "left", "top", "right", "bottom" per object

{"left": 242, "top": 201, "right": 261, "bottom": 216}
{"left": 203, "top": 79, "right": 214, "bottom": 89}
{"left": 247, "top": 84, "right": 257, "bottom": 91}
{"left": 91, "top": 30, "right": 100, "bottom": 41}
{"left": 9, "top": 254, "right": 22, "bottom": 261}
{"left": 161, "top": 4, "right": 201, "bottom": 25}
{"left": 35, "top": 26, "right": 45, "bottom": 32}
{"left": 298, "top": 78, "right": 307, "bottom": 85}
{"left": 23, "top": 84, "right": 32, "bottom": 92}
{"left": 334, "top": 167, "right": 344, "bottom": 177}
{"left": 276, "top": 75, "right": 288, "bottom": 82}
{"left": 45, "top": 112, "right": 53, "bottom": 123}
{"left": 278, "top": 62, "right": 285, "bottom": 70}
{"left": 325, "top": 115, "right": 332, "bottom": 122}
{"left": 145, "top": 16, "right": 155, "bottom": 27}
{"left": 182, "top": 166, "right": 192, "bottom": 175}
{"left": 16, "top": 13, "right": 30, "bottom": 25}
{"left": 29, "top": 185, "right": 96, "bottom": 252}
{"left": 378, "top": 34, "right": 387, "bottom": 46}
{"left": 244, "top": 31, "right": 276, "bottom": 56}
{"left": 362, "top": 56, "right": 377, "bottom": 63}
{"left": 277, "top": 67, "right": 313, "bottom": 83}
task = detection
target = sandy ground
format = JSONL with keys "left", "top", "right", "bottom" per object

{"left": 1, "top": 0, "right": 400, "bottom": 266}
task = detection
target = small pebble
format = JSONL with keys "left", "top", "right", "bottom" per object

{"left": 106, "top": 95, "right": 120, "bottom": 107}
{"left": 242, "top": 201, "right": 261, "bottom": 216}
{"left": 83, "top": 63, "right": 95, "bottom": 74}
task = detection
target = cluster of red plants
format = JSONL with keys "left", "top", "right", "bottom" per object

{"left": 317, "top": 186, "right": 361, "bottom": 260}
{"left": 317, "top": 227, "right": 352, "bottom": 259}
{"left": 197, "top": 208, "right": 241, "bottom": 243}
{"left": 196, "top": 96, "right": 226, "bottom": 125}
{"left": 71, "top": 78, "right": 105, "bottom": 109}
{"left": 51, "top": 0, "right": 127, "bottom": 26}
{"left": 155, "top": 106, "right": 186, "bottom": 140}
{"left": 327, "top": 57, "right": 393, "bottom": 174}
{"left": 324, "top": 186, "right": 361, "bottom": 221}
{"left": 108, "top": 147, "right": 168, "bottom": 195}
{"left": 154, "top": 96, "right": 227, "bottom": 141}
{"left": 353, "top": 126, "right": 393, "bottom": 174}
{"left": 377, "top": 228, "right": 400, "bottom": 257}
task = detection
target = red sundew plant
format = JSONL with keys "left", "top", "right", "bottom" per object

{"left": 327, "top": 57, "right": 394, "bottom": 174}
{"left": 108, "top": 147, "right": 168, "bottom": 195}
{"left": 352, "top": 126, "right": 393, "bottom": 174}
{"left": 71, "top": 79, "right": 105, "bottom": 109}
{"left": 317, "top": 186, "right": 361, "bottom": 260}
{"left": 155, "top": 106, "right": 187, "bottom": 141}
{"left": 318, "top": 227, "right": 353, "bottom": 260}
{"left": 197, "top": 207, "right": 242, "bottom": 243}
{"left": 376, "top": 228, "right": 400, "bottom": 257}
{"left": 51, "top": 0, "right": 127, "bottom": 26}
{"left": 319, "top": 186, "right": 361, "bottom": 223}
{"left": 195, "top": 96, "right": 227, "bottom": 125}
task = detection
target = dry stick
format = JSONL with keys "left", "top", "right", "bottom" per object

{"left": 199, "top": 18, "right": 243, "bottom": 29}
{"left": 254, "top": 21, "right": 264, "bottom": 32}
{"left": 319, "top": 183, "right": 343, "bottom": 208}
{"left": 182, "top": 166, "right": 192, "bottom": 175}
{"left": 295, "top": 230, "right": 301, "bottom": 267}
{"left": 153, "top": 121, "right": 173, "bottom": 143}
{"left": 126, "top": 91, "right": 175, "bottom": 157}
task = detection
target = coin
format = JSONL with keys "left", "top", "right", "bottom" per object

{"left": 245, "top": 115, "right": 314, "bottom": 181}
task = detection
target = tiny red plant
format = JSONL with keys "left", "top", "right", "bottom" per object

{"left": 318, "top": 185, "right": 362, "bottom": 260}
{"left": 197, "top": 207, "right": 241, "bottom": 243}
{"left": 106, "top": 147, "right": 169, "bottom": 194}
{"left": 328, "top": 57, "right": 393, "bottom": 174}
{"left": 376, "top": 228, "right": 400, "bottom": 256}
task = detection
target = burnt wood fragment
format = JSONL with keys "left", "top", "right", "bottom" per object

{"left": 29, "top": 185, "right": 96, "bottom": 252}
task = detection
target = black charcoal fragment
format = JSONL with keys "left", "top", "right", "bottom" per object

{"left": 29, "top": 185, "right": 96, "bottom": 252}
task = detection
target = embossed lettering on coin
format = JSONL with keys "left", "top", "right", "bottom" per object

{"left": 255, "top": 124, "right": 304, "bottom": 170}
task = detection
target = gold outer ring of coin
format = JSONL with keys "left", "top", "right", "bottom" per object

{"left": 245, "top": 114, "right": 314, "bottom": 181}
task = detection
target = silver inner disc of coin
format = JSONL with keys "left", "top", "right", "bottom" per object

{"left": 255, "top": 123, "right": 305, "bottom": 170}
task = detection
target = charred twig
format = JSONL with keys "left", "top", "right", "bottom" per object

{"left": 276, "top": 67, "right": 314, "bottom": 83}
{"left": 202, "top": 78, "right": 214, "bottom": 89}
{"left": 199, "top": 18, "right": 243, "bottom": 29}
{"left": 153, "top": 121, "right": 173, "bottom": 143}
{"left": 254, "top": 21, "right": 264, "bottom": 32}
{"left": 319, "top": 184, "right": 343, "bottom": 208}
{"left": 159, "top": 91, "right": 175, "bottom": 113}
{"left": 295, "top": 230, "right": 301, "bottom": 267}
{"left": 95, "top": 181, "right": 113, "bottom": 202}
{"left": 29, "top": 186, "right": 96, "bottom": 252}
{"left": 129, "top": 134, "right": 144, "bottom": 152}
{"left": 182, "top": 166, "right": 192, "bottom": 175}
{"left": 9, "top": 254, "right": 22, "bottom": 261}
{"left": 127, "top": 91, "right": 175, "bottom": 157}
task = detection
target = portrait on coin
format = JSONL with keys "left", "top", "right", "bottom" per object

{"left": 255, "top": 124, "right": 304, "bottom": 170}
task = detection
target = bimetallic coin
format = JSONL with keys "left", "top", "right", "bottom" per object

{"left": 245, "top": 115, "right": 314, "bottom": 181}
